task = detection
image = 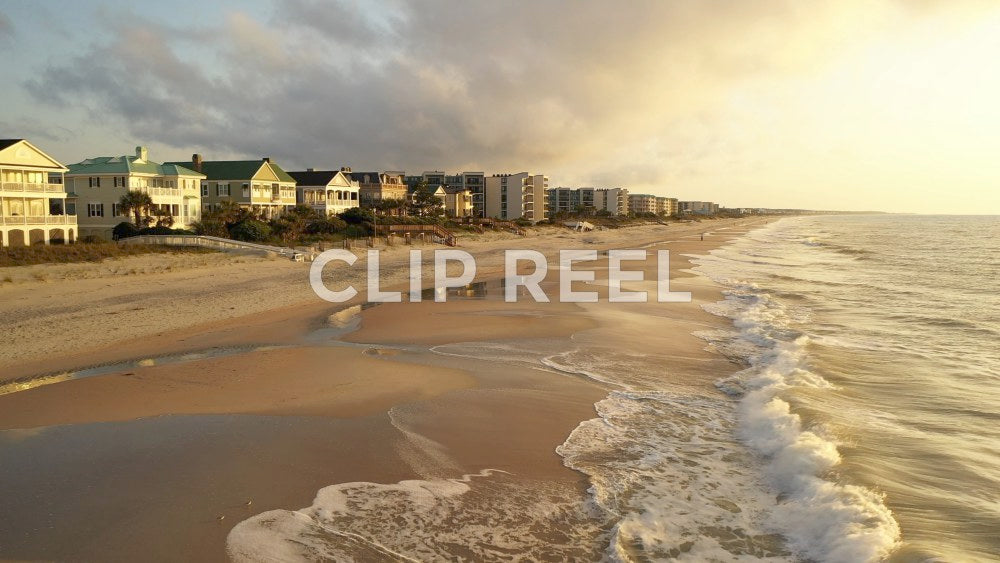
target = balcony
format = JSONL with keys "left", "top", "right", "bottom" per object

{"left": 2, "top": 182, "right": 67, "bottom": 193}
{"left": 0, "top": 215, "right": 76, "bottom": 225}
{"left": 134, "top": 186, "right": 182, "bottom": 198}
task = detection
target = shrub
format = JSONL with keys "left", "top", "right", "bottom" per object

{"left": 339, "top": 207, "right": 373, "bottom": 225}
{"left": 192, "top": 219, "right": 228, "bottom": 237}
{"left": 112, "top": 221, "right": 141, "bottom": 240}
{"left": 229, "top": 219, "right": 272, "bottom": 242}
{"left": 306, "top": 216, "right": 347, "bottom": 235}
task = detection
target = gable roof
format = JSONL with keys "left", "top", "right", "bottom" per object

{"left": 288, "top": 170, "right": 341, "bottom": 186}
{"left": 166, "top": 159, "right": 295, "bottom": 183}
{"left": 0, "top": 139, "right": 69, "bottom": 171}
{"left": 68, "top": 154, "right": 204, "bottom": 178}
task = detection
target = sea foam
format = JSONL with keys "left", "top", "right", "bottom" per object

{"left": 702, "top": 280, "right": 901, "bottom": 562}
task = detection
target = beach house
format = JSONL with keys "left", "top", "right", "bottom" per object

{"left": 443, "top": 186, "right": 474, "bottom": 218}
{"left": 351, "top": 171, "right": 408, "bottom": 210}
{"left": 166, "top": 155, "right": 297, "bottom": 219}
{"left": 0, "top": 139, "right": 76, "bottom": 246}
{"left": 65, "top": 147, "right": 205, "bottom": 240}
{"left": 288, "top": 168, "right": 360, "bottom": 216}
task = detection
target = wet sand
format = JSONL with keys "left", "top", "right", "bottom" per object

{"left": 0, "top": 218, "right": 763, "bottom": 562}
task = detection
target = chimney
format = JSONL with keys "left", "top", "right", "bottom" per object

{"left": 135, "top": 146, "right": 148, "bottom": 161}
{"left": 341, "top": 166, "right": 352, "bottom": 173}
{"left": 192, "top": 153, "right": 203, "bottom": 173}
{"left": 306, "top": 167, "right": 314, "bottom": 172}
{"left": 262, "top": 157, "right": 271, "bottom": 163}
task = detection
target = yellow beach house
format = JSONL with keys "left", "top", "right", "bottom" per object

{"left": 166, "top": 155, "right": 297, "bottom": 219}
{"left": 65, "top": 146, "right": 205, "bottom": 240}
{"left": 0, "top": 139, "right": 77, "bottom": 247}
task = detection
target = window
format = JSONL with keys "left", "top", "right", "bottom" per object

{"left": 89, "top": 177, "right": 100, "bottom": 188}
{"left": 202, "top": 184, "right": 209, "bottom": 197}
{"left": 217, "top": 183, "right": 230, "bottom": 197}
{"left": 87, "top": 203, "right": 104, "bottom": 217}
{"left": 113, "top": 176, "right": 125, "bottom": 188}
{"left": 66, "top": 202, "right": 76, "bottom": 216}
{"left": 112, "top": 203, "right": 123, "bottom": 217}
{"left": 171, "top": 204, "right": 179, "bottom": 216}
{"left": 242, "top": 183, "right": 250, "bottom": 198}
{"left": 167, "top": 180, "right": 175, "bottom": 188}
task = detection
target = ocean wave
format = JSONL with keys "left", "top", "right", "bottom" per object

{"left": 703, "top": 286, "right": 902, "bottom": 562}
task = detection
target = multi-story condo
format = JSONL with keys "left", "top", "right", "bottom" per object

{"left": 403, "top": 171, "right": 486, "bottom": 217}
{"left": 679, "top": 201, "right": 720, "bottom": 215}
{"left": 548, "top": 187, "right": 629, "bottom": 216}
{"left": 656, "top": 197, "right": 679, "bottom": 217}
{"left": 628, "top": 193, "right": 658, "bottom": 215}
{"left": 65, "top": 146, "right": 204, "bottom": 240}
{"left": 166, "top": 154, "right": 296, "bottom": 219}
{"left": 0, "top": 139, "right": 76, "bottom": 247}
{"left": 288, "top": 168, "right": 360, "bottom": 216}
{"left": 484, "top": 172, "right": 548, "bottom": 222}
{"left": 350, "top": 171, "right": 408, "bottom": 208}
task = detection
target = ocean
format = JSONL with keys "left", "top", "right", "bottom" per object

{"left": 229, "top": 215, "right": 1000, "bottom": 562}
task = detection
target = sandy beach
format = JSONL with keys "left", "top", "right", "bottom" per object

{"left": 0, "top": 218, "right": 763, "bottom": 561}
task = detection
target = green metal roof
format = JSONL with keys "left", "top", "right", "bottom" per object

{"left": 67, "top": 155, "right": 205, "bottom": 178}
{"left": 164, "top": 160, "right": 296, "bottom": 183}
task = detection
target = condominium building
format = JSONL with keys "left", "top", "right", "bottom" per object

{"left": 656, "top": 197, "right": 679, "bottom": 217}
{"left": 628, "top": 193, "right": 658, "bottom": 215}
{"left": 288, "top": 168, "right": 360, "bottom": 216}
{"left": 0, "top": 139, "right": 76, "bottom": 246}
{"left": 679, "top": 201, "right": 720, "bottom": 215}
{"left": 548, "top": 187, "right": 629, "bottom": 216}
{"left": 484, "top": 172, "right": 548, "bottom": 222}
{"left": 404, "top": 171, "right": 486, "bottom": 217}
{"left": 66, "top": 146, "right": 204, "bottom": 240}
{"left": 350, "top": 171, "right": 408, "bottom": 207}
{"left": 166, "top": 155, "right": 297, "bottom": 219}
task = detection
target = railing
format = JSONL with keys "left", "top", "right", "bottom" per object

{"left": 119, "top": 234, "right": 303, "bottom": 260}
{"left": 0, "top": 215, "right": 76, "bottom": 225}
{"left": 375, "top": 224, "right": 457, "bottom": 246}
{"left": 1, "top": 182, "right": 68, "bottom": 193}
{"left": 133, "top": 186, "right": 182, "bottom": 197}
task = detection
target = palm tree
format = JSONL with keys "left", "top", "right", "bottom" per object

{"left": 119, "top": 190, "right": 154, "bottom": 227}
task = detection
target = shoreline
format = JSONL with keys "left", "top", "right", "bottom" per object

{"left": 0, "top": 218, "right": 765, "bottom": 562}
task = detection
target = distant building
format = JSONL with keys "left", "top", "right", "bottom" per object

{"left": 350, "top": 171, "right": 408, "bottom": 208}
{"left": 287, "top": 168, "right": 360, "bottom": 216}
{"left": 166, "top": 155, "right": 296, "bottom": 219}
{"left": 655, "top": 197, "right": 678, "bottom": 217}
{"left": 679, "top": 201, "right": 719, "bottom": 215}
{"left": 484, "top": 172, "right": 548, "bottom": 222}
{"left": 546, "top": 187, "right": 629, "bottom": 216}
{"left": 404, "top": 171, "right": 486, "bottom": 217}
{"left": 628, "top": 193, "right": 658, "bottom": 215}
{"left": 1, "top": 139, "right": 76, "bottom": 246}
{"left": 66, "top": 146, "right": 204, "bottom": 240}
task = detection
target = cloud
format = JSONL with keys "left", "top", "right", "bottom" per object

{"left": 22, "top": 0, "right": 1000, "bottom": 211}
{"left": 0, "top": 11, "right": 13, "bottom": 44}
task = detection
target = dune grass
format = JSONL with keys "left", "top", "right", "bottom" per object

{"left": 0, "top": 243, "right": 216, "bottom": 267}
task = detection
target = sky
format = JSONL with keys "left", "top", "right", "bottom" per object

{"left": 1, "top": 0, "right": 999, "bottom": 214}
